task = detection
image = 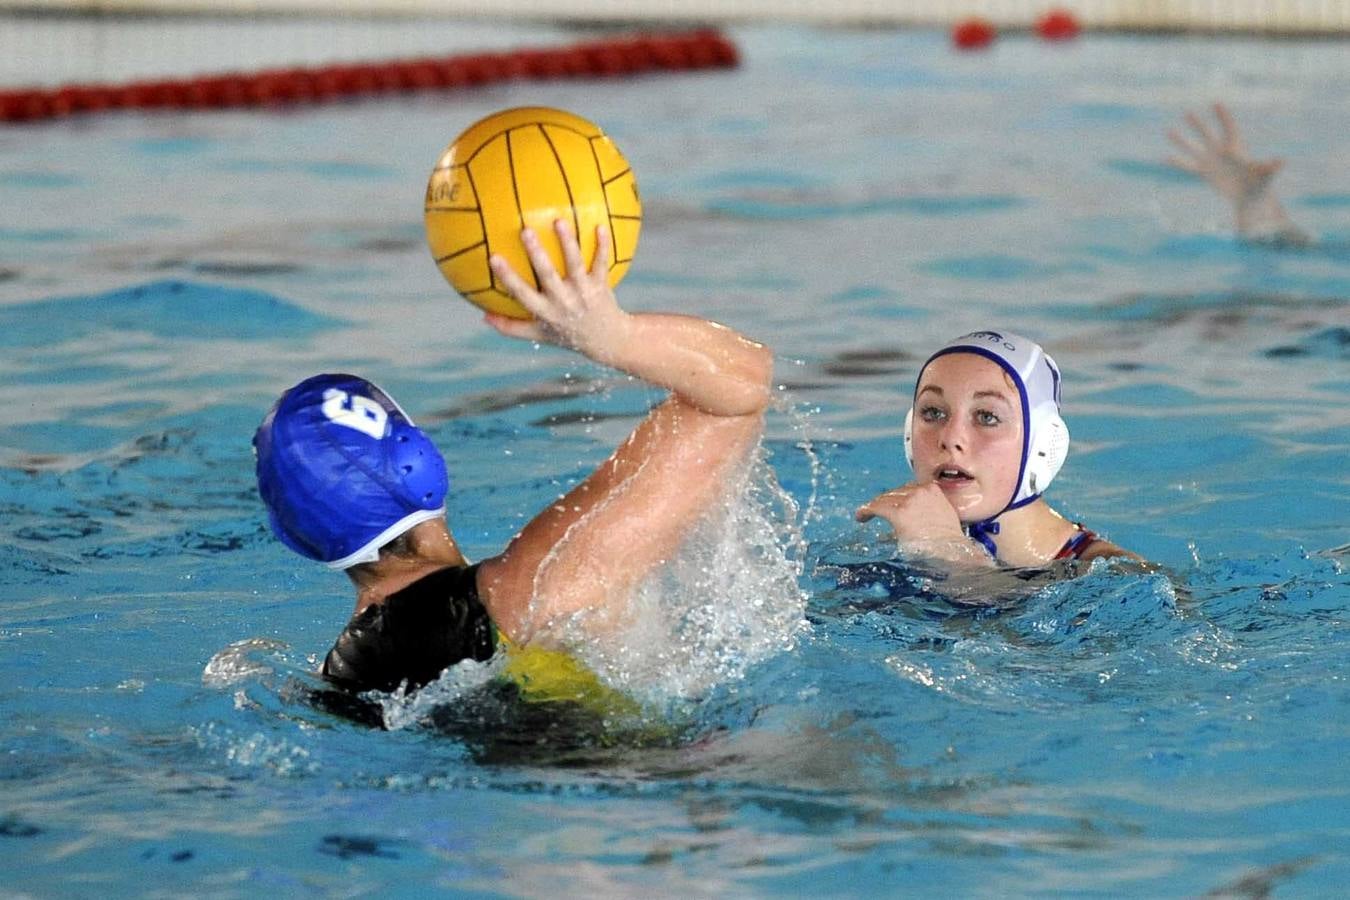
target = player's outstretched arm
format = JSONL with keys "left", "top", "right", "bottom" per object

{"left": 1166, "top": 103, "right": 1310, "bottom": 245}
{"left": 476, "top": 222, "right": 774, "bottom": 645}
{"left": 485, "top": 221, "right": 772, "bottom": 418}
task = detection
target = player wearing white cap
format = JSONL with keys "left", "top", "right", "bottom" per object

{"left": 856, "top": 330, "right": 1139, "bottom": 568}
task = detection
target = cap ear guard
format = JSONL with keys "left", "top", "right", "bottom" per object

{"left": 1022, "top": 411, "right": 1069, "bottom": 499}
{"left": 387, "top": 418, "right": 449, "bottom": 509}
{"left": 902, "top": 406, "right": 915, "bottom": 471}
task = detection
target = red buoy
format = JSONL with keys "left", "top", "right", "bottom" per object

{"left": 1036, "top": 9, "right": 1082, "bottom": 41}
{"left": 952, "top": 18, "right": 997, "bottom": 51}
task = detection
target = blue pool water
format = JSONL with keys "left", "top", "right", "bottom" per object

{"left": 3, "top": 22, "right": 1349, "bottom": 897}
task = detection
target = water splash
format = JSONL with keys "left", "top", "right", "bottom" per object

{"left": 375, "top": 655, "right": 504, "bottom": 732}
{"left": 556, "top": 451, "right": 809, "bottom": 707}
{"left": 201, "top": 637, "right": 290, "bottom": 688}
{"left": 192, "top": 721, "right": 319, "bottom": 778}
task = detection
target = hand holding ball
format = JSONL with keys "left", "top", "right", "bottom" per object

{"left": 424, "top": 106, "right": 642, "bottom": 319}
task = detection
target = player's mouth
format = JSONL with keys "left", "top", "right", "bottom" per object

{"left": 934, "top": 465, "right": 975, "bottom": 488}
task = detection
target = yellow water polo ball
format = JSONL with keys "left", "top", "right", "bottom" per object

{"left": 424, "top": 106, "right": 642, "bottom": 319}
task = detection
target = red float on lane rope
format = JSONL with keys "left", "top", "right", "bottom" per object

{"left": 952, "top": 18, "right": 997, "bottom": 51}
{"left": 1036, "top": 9, "right": 1083, "bottom": 41}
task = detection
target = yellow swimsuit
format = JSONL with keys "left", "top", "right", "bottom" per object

{"left": 498, "top": 637, "right": 639, "bottom": 715}
{"left": 322, "top": 563, "right": 640, "bottom": 718}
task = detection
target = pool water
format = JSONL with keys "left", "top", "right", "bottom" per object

{"left": 3, "top": 22, "right": 1349, "bottom": 896}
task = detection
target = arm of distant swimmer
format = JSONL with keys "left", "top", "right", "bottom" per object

{"left": 1165, "top": 103, "right": 1312, "bottom": 246}
{"left": 474, "top": 221, "right": 773, "bottom": 646}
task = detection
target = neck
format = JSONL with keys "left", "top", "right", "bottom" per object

{"left": 972, "top": 499, "right": 1078, "bottom": 567}
{"left": 346, "top": 519, "right": 468, "bottom": 613}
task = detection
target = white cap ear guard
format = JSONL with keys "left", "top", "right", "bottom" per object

{"left": 903, "top": 405, "right": 915, "bottom": 470}
{"left": 1024, "top": 412, "right": 1068, "bottom": 500}
{"left": 905, "top": 331, "right": 1070, "bottom": 511}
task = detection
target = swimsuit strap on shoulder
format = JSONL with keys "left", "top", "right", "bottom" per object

{"left": 1054, "top": 526, "right": 1098, "bottom": 561}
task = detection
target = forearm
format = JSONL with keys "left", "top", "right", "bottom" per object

{"left": 1166, "top": 106, "right": 1312, "bottom": 248}
{"left": 595, "top": 312, "right": 773, "bottom": 418}
{"left": 487, "top": 225, "right": 773, "bottom": 417}
{"left": 1235, "top": 191, "right": 1310, "bottom": 244}
{"left": 478, "top": 398, "right": 763, "bottom": 644}
{"left": 905, "top": 535, "right": 995, "bottom": 568}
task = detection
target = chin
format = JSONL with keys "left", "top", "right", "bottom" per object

{"left": 949, "top": 492, "right": 995, "bottom": 523}
{"left": 965, "top": 503, "right": 1012, "bottom": 524}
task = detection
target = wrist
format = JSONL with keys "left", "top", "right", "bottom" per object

{"left": 579, "top": 309, "right": 635, "bottom": 368}
{"left": 1235, "top": 191, "right": 1291, "bottom": 237}
{"left": 906, "top": 535, "right": 994, "bottom": 568}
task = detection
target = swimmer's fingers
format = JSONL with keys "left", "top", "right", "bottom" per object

{"left": 553, "top": 219, "right": 587, "bottom": 281}
{"left": 858, "top": 482, "right": 965, "bottom": 542}
{"left": 552, "top": 221, "right": 621, "bottom": 324}
{"left": 489, "top": 251, "right": 541, "bottom": 305}
{"left": 549, "top": 221, "right": 612, "bottom": 306}
{"left": 589, "top": 225, "right": 612, "bottom": 280}
{"left": 519, "top": 227, "right": 568, "bottom": 299}
{"left": 855, "top": 486, "right": 910, "bottom": 524}
{"left": 489, "top": 252, "right": 553, "bottom": 321}
{"left": 1213, "top": 103, "right": 1245, "bottom": 152}
{"left": 1255, "top": 157, "right": 1285, "bottom": 178}
{"left": 490, "top": 234, "right": 622, "bottom": 355}
{"left": 483, "top": 311, "right": 546, "bottom": 342}
{"left": 1164, "top": 152, "right": 1202, "bottom": 175}
{"left": 1184, "top": 110, "right": 1222, "bottom": 153}
{"left": 1166, "top": 129, "right": 1204, "bottom": 167}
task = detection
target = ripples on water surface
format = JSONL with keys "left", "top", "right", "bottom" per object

{"left": 2, "top": 22, "right": 1348, "bottom": 897}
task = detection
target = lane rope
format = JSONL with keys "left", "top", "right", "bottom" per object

{"left": 0, "top": 28, "right": 738, "bottom": 123}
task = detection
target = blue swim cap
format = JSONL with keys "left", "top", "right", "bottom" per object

{"left": 253, "top": 374, "right": 448, "bottom": 569}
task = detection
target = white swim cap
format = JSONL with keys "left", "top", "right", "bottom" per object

{"left": 904, "top": 330, "right": 1069, "bottom": 512}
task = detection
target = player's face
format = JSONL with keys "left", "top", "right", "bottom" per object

{"left": 910, "top": 353, "right": 1024, "bottom": 523}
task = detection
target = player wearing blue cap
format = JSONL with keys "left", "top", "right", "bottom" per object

{"left": 255, "top": 222, "right": 773, "bottom": 695}
{"left": 856, "top": 330, "right": 1139, "bottom": 568}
